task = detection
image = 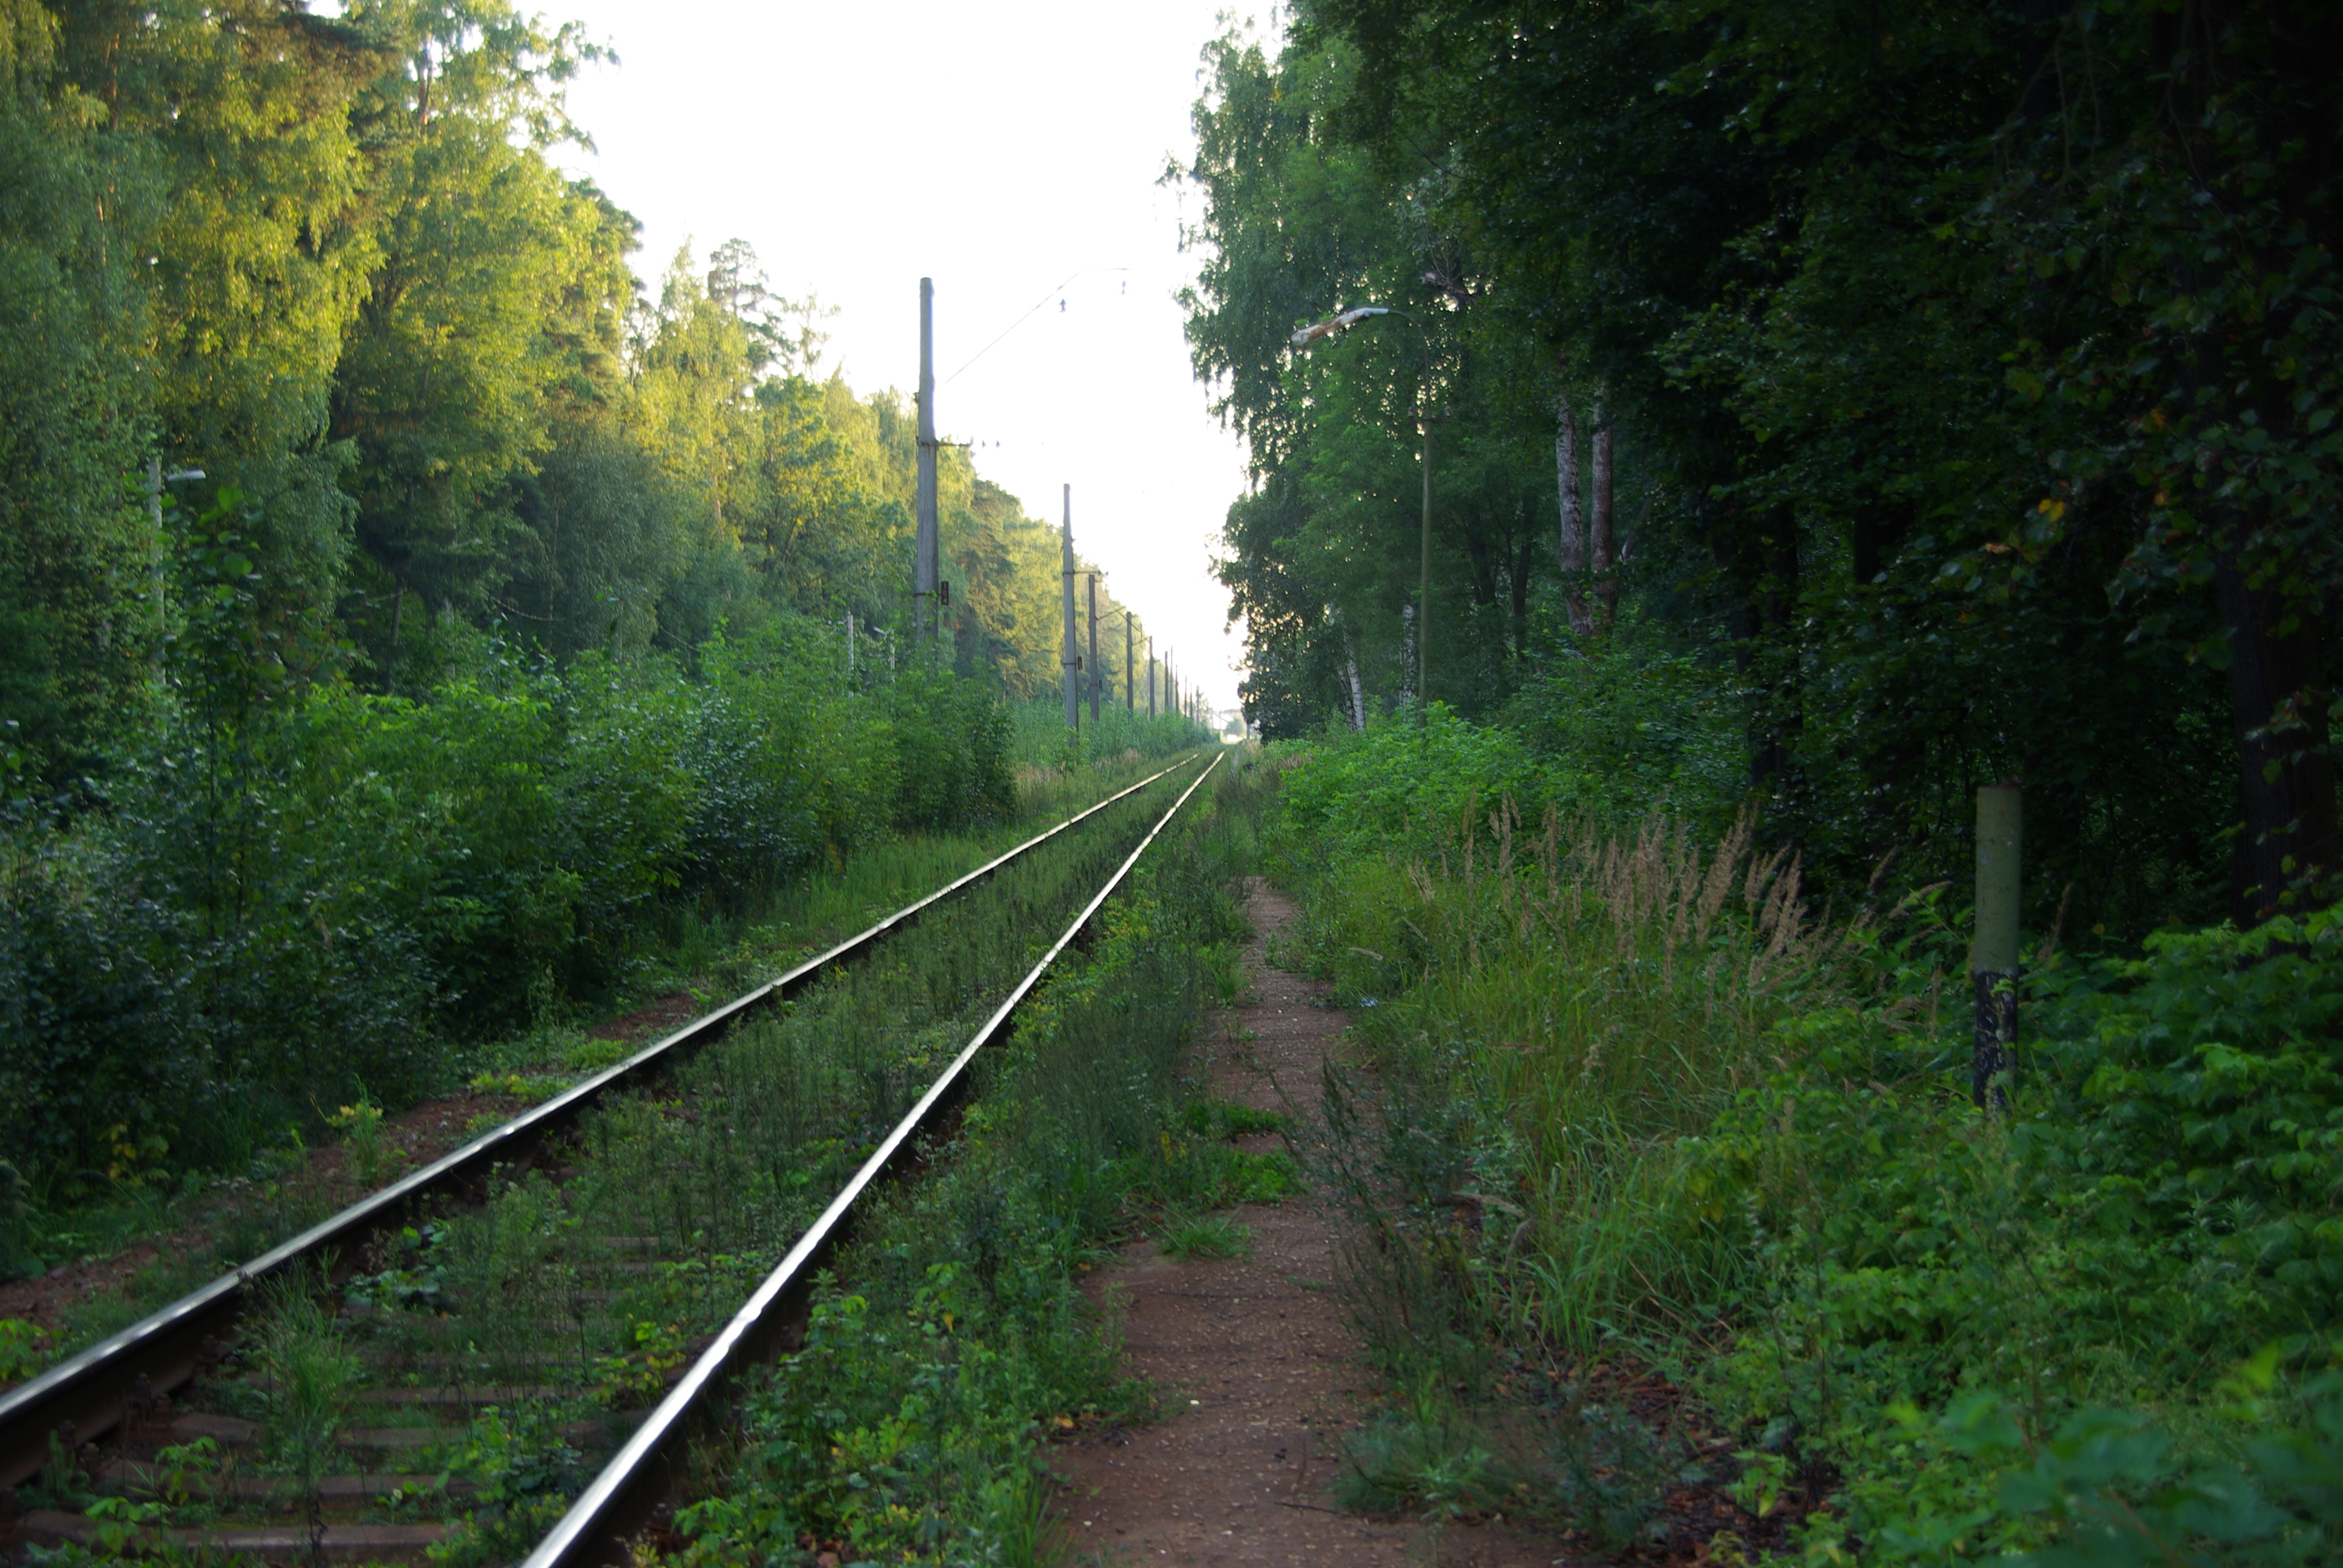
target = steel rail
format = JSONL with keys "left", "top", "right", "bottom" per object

{"left": 522, "top": 752, "right": 1227, "bottom": 1568}
{"left": 0, "top": 755, "right": 1202, "bottom": 1490}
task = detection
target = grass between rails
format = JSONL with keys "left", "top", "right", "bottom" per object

{"left": 1260, "top": 742, "right": 2343, "bottom": 1565}
{"left": 16, "top": 760, "right": 1222, "bottom": 1568}
{"left": 2, "top": 753, "right": 1201, "bottom": 1385}
{"left": 654, "top": 754, "right": 1277, "bottom": 1568}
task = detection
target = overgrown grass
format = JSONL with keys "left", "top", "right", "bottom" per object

{"left": 660, "top": 754, "right": 1273, "bottom": 1567}
{"left": 4, "top": 754, "right": 1205, "bottom": 1389}
{"left": 1159, "top": 1213, "right": 1252, "bottom": 1261}
{"left": 1004, "top": 695, "right": 1220, "bottom": 769}
{"left": 10, "top": 764, "right": 1248, "bottom": 1565}
{"left": 1267, "top": 741, "right": 2343, "bottom": 1564}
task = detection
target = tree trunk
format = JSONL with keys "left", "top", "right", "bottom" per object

{"left": 1749, "top": 517, "right": 1801, "bottom": 796}
{"left": 1555, "top": 387, "right": 1592, "bottom": 636}
{"left": 2214, "top": 542, "right": 2338, "bottom": 923}
{"left": 1510, "top": 529, "right": 1536, "bottom": 661}
{"left": 1590, "top": 414, "right": 1616, "bottom": 632}
{"left": 1850, "top": 499, "right": 1912, "bottom": 853}
{"left": 1344, "top": 635, "right": 1366, "bottom": 732}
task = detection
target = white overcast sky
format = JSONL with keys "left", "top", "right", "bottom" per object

{"left": 545, "top": 0, "right": 1260, "bottom": 711}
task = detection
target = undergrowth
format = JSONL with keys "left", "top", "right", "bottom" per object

{"left": 1, "top": 753, "right": 1196, "bottom": 1386}
{"left": 1263, "top": 726, "right": 2343, "bottom": 1565}
{"left": 663, "top": 756, "right": 1270, "bottom": 1567}
{"left": 13, "top": 762, "right": 1247, "bottom": 1568}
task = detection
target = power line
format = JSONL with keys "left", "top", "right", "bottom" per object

{"left": 940, "top": 267, "right": 1129, "bottom": 387}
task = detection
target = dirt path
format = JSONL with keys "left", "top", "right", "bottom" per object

{"left": 1051, "top": 882, "right": 1554, "bottom": 1566}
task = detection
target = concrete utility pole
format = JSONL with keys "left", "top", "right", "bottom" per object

{"left": 144, "top": 456, "right": 203, "bottom": 676}
{"left": 1971, "top": 783, "right": 2023, "bottom": 1110}
{"left": 1418, "top": 410, "right": 1432, "bottom": 730}
{"left": 1147, "top": 639, "right": 1155, "bottom": 718}
{"left": 145, "top": 457, "right": 166, "bottom": 661}
{"left": 1124, "top": 611, "right": 1134, "bottom": 710}
{"left": 1087, "top": 573, "right": 1101, "bottom": 725}
{"left": 914, "top": 278, "right": 940, "bottom": 642}
{"left": 1061, "top": 486, "right": 1080, "bottom": 731}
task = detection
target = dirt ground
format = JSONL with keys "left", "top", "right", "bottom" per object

{"left": 1048, "top": 881, "right": 1559, "bottom": 1567}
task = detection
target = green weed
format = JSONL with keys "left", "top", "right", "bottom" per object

{"left": 0, "top": 1316, "right": 45, "bottom": 1384}
{"left": 1159, "top": 1213, "right": 1252, "bottom": 1261}
{"left": 664, "top": 762, "right": 1265, "bottom": 1568}
{"left": 592, "top": 1319, "right": 687, "bottom": 1407}
{"left": 254, "top": 1281, "right": 358, "bottom": 1563}
{"left": 559, "top": 1035, "right": 632, "bottom": 1073}
{"left": 427, "top": 1406, "right": 583, "bottom": 1568}
{"left": 464, "top": 1071, "right": 555, "bottom": 1103}
{"left": 1267, "top": 739, "right": 2343, "bottom": 1561}
{"left": 324, "top": 1099, "right": 401, "bottom": 1189}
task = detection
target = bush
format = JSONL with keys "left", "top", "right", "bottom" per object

{"left": 0, "top": 622, "right": 1015, "bottom": 1247}
{"left": 1004, "top": 694, "right": 1216, "bottom": 769}
{"left": 883, "top": 665, "right": 1012, "bottom": 831}
{"left": 1268, "top": 704, "right": 1542, "bottom": 871}
{"left": 1262, "top": 713, "right": 2343, "bottom": 1561}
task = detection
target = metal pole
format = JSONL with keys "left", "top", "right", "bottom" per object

{"left": 914, "top": 278, "right": 939, "bottom": 642}
{"left": 1418, "top": 407, "right": 1432, "bottom": 742}
{"left": 1124, "top": 611, "right": 1133, "bottom": 710}
{"left": 145, "top": 457, "right": 165, "bottom": 671}
{"left": 1971, "top": 783, "right": 2022, "bottom": 1110}
{"left": 1148, "top": 639, "right": 1155, "bottom": 719}
{"left": 1087, "top": 573, "right": 1100, "bottom": 725}
{"left": 1061, "top": 486, "right": 1080, "bottom": 731}
{"left": 845, "top": 614, "right": 854, "bottom": 676}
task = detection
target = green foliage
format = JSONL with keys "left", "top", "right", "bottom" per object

{"left": 427, "top": 1405, "right": 584, "bottom": 1568}
{"left": 0, "top": 0, "right": 1130, "bottom": 1241}
{"left": 0, "top": 621, "right": 1017, "bottom": 1237}
{"left": 1263, "top": 732, "right": 2343, "bottom": 1558}
{"left": 0, "top": 1316, "right": 44, "bottom": 1384}
{"left": 1499, "top": 619, "right": 1748, "bottom": 837}
{"left": 325, "top": 1099, "right": 399, "bottom": 1189}
{"left": 1267, "top": 705, "right": 1539, "bottom": 869}
{"left": 1178, "top": 0, "right": 2330, "bottom": 936}
{"left": 1159, "top": 1213, "right": 1252, "bottom": 1261}
{"left": 667, "top": 765, "right": 1264, "bottom": 1567}
{"left": 1004, "top": 696, "right": 1219, "bottom": 769}
{"left": 0, "top": 0, "right": 1178, "bottom": 1266}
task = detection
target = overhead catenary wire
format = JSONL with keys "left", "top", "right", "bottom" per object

{"left": 940, "top": 267, "right": 1130, "bottom": 387}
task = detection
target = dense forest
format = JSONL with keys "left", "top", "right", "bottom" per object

{"left": 0, "top": 0, "right": 1195, "bottom": 1220}
{"left": 1185, "top": 3, "right": 2343, "bottom": 1557}
{"left": 1181, "top": 0, "right": 2340, "bottom": 938}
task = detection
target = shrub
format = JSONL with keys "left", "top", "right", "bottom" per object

{"left": 0, "top": 622, "right": 1015, "bottom": 1250}
{"left": 1263, "top": 712, "right": 2343, "bottom": 1560}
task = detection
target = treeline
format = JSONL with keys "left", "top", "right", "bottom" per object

{"left": 0, "top": 0, "right": 1163, "bottom": 785}
{"left": 1177, "top": 0, "right": 2341, "bottom": 935}
{"left": 0, "top": 0, "right": 1184, "bottom": 1218}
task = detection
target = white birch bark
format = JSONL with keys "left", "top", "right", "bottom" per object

{"left": 1591, "top": 408, "right": 1616, "bottom": 631}
{"left": 1555, "top": 388, "right": 1593, "bottom": 636}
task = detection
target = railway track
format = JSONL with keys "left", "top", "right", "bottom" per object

{"left": 0, "top": 753, "right": 1221, "bottom": 1566}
